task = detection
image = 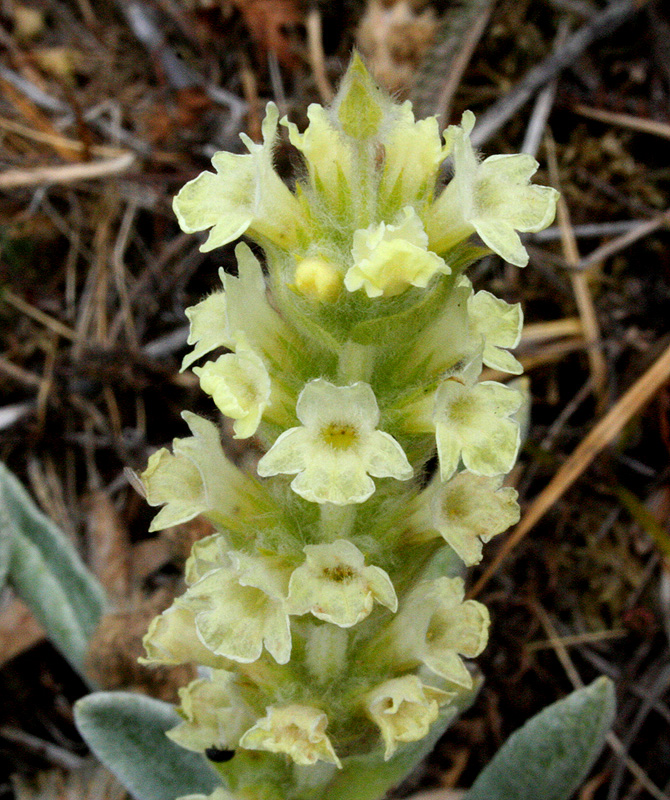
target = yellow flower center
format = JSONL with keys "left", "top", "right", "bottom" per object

{"left": 322, "top": 564, "right": 356, "bottom": 583}
{"left": 320, "top": 422, "right": 359, "bottom": 450}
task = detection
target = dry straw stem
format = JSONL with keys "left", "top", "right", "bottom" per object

{"left": 545, "top": 133, "right": 608, "bottom": 403}
{"left": 521, "top": 317, "right": 583, "bottom": 343}
{"left": 483, "top": 337, "right": 586, "bottom": 383}
{"left": 410, "top": 0, "right": 493, "bottom": 122}
{"left": 0, "top": 115, "right": 126, "bottom": 159}
{"left": 578, "top": 207, "right": 670, "bottom": 271}
{"left": 471, "top": 336, "right": 670, "bottom": 599}
{"left": 0, "top": 152, "right": 135, "bottom": 190}
{"left": 573, "top": 103, "right": 670, "bottom": 142}
{"left": 2, "top": 289, "right": 76, "bottom": 340}
{"left": 306, "top": 7, "right": 334, "bottom": 103}
{"left": 526, "top": 626, "right": 628, "bottom": 652}
{"left": 433, "top": 4, "right": 493, "bottom": 129}
{"left": 534, "top": 605, "right": 670, "bottom": 800}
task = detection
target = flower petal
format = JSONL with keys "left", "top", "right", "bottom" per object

{"left": 364, "top": 431, "right": 413, "bottom": 480}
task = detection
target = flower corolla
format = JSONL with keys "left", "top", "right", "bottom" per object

{"left": 194, "top": 336, "right": 271, "bottom": 439}
{"left": 239, "top": 705, "right": 341, "bottom": 767}
{"left": 182, "top": 243, "right": 288, "bottom": 371}
{"left": 431, "top": 471, "right": 520, "bottom": 565}
{"left": 283, "top": 104, "right": 352, "bottom": 206}
{"left": 180, "top": 551, "right": 291, "bottom": 664}
{"left": 140, "top": 603, "right": 228, "bottom": 669}
{"left": 286, "top": 539, "right": 397, "bottom": 627}
{"left": 468, "top": 290, "right": 523, "bottom": 374}
{"left": 389, "top": 577, "right": 489, "bottom": 688}
{"left": 426, "top": 111, "right": 559, "bottom": 266}
{"left": 345, "top": 206, "right": 449, "bottom": 298}
{"left": 173, "top": 103, "right": 305, "bottom": 251}
{"left": 380, "top": 102, "right": 450, "bottom": 209}
{"left": 364, "top": 675, "right": 454, "bottom": 759}
{"left": 167, "top": 671, "right": 255, "bottom": 752}
{"left": 257, "top": 379, "right": 412, "bottom": 505}
{"left": 433, "top": 371, "right": 522, "bottom": 480}
{"left": 140, "top": 412, "right": 254, "bottom": 531}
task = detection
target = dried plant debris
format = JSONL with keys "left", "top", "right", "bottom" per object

{"left": 356, "top": 0, "right": 438, "bottom": 94}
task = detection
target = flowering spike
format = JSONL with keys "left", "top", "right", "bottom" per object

{"left": 141, "top": 53, "right": 559, "bottom": 800}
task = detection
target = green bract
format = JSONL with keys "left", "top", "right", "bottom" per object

{"left": 141, "top": 53, "right": 558, "bottom": 800}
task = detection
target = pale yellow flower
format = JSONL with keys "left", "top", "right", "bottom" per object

{"left": 345, "top": 206, "right": 448, "bottom": 298}
{"left": 140, "top": 603, "right": 228, "bottom": 670}
{"left": 181, "top": 243, "right": 286, "bottom": 371}
{"left": 364, "top": 675, "right": 454, "bottom": 759}
{"left": 283, "top": 104, "right": 352, "bottom": 205}
{"left": 286, "top": 539, "right": 397, "bottom": 627}
{"left": 167, "top": 670, "right": 255, "bottom": 752}
{"left": 239, "top": 705, "right": 341, "bottom": 767}
{"left": 184, "top": 533, "right": 229, "bottom": 586}
{"left": 380, "top": 102, "right": 450, "bottom": 209}
{"left": 181, "top": 551, "right": 291, "bottom": 664}
{"left": 173, "top": 103, "right": 305, "bottom": 251}
{"left": 390, "top": 577, "right": 489, "bottom": 688}
{"left": 194, "top": 336, "right": 271, "bottom": 439}
{"left": 141, "top": 412, "right": 252, "bottom": 532}
{"left": 468, "top": 290, "right": 523, "bottom": 375}
{"left": 431, "top": 471, "right": 520, "bottom": 565}
{"left": 426, "top": 111, "right": 559, "bottom": 265}
{"left": 294, "top": 257, "right": 342, "bottom": 302}
{"left": 257, "top": 379, "right": 412, "bottom": 505}
{"left": 433, "top": 373, "right": 522, "bottom": 480}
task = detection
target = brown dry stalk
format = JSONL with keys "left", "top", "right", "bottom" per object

{"left": 0, "top": 115, "right": 124, "bottom": 159}
{"left": 470, "top": 337, "right": 670, "bottom": 598}
{"left": 573, "top": 103, "right": 670, "bottom": 142}
{"left": 545, "top": 133, "right": 608, "bottom": 403}
{"left": 2, "top": 289, "right": 76, "bottom": 340}
{"left": 306, "top": 7, "right": 333, "bottom": 104}
{"left": 0, "top": 151, "right": 135, "bottom": 189}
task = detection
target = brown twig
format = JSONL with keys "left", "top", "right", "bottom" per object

{"left": 0, "top": 152, "right": 135, "bottom": 190}
{"left": 1, "top": 290, "right": 76, "bottom": 340}
{"left": 545, "top": 133, "right": 608, "bottom": 404}
{"left": 435, "top": 5, "right": 492, "bottom": 129}
{"left": 577, "top": 208, "right": 670, "bottom": 271}
{"left": 470, "top": 0, "right": 649, "bottom": 147}
{"left": 572, "top": 103, "right": 670, "bottom": 142}
{"left": 306, "top": 7, "right": 333, "bottom": 104}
